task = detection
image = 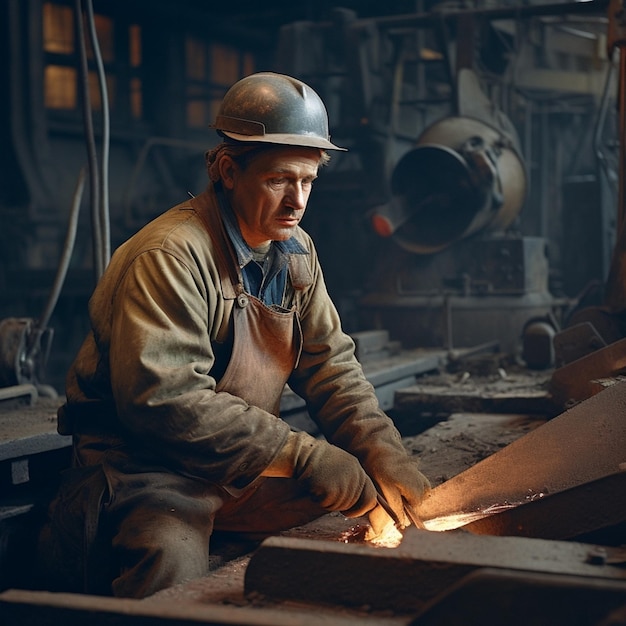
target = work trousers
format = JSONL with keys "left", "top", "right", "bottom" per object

{"left": 39, "top": 457, "right": 327, "bottom": 599}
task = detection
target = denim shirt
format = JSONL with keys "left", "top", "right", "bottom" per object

{"left": 218, "top": 191, "right": 308, "bottom": 307}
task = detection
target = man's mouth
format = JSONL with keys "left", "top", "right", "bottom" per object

{"left": 277, "top": 215, "right": 299, "bottom": 226}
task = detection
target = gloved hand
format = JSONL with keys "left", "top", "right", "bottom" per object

{"left": 365, "top": 450, "right": 431, "bottom": 538}
{"left": 268, "top": 431, "right": 378, "bottom": 517}
{"left": 327, "top": 410, "right": 431, "bottom": 537}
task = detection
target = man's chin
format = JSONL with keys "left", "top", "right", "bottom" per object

{"left": 271, "top": 228, "right": 297, "bottom": 241}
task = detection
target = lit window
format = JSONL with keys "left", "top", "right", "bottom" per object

{"left": 187, "top": 101, "right": 207, "bottom": 128}
{"left": 243, "top": 52, "right": 255, "bottom": 78}
{"left": 187, "top": 84, "right": 208, "bottom": 128}
{"left": 44, "top": 65, "right": 77, "bottom": 109}
{"left": 186, "top": 37, "right": 207, "bottom": 80}
{"left": 43, "top": 3, "right": 74, "bottom": 54}
{"left": 184, "top": 36, "right": 256, "bottom": 129}
{"left": 211, "top": 43, "right": 239, "bottom": 85}
{"left": 129, "top": 25, "right": 142, "bottom": 68}
{"left": 130, "top": 77, "right": 142, "bottom": 119}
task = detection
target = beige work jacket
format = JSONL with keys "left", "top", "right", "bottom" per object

{"left": 61, "top": 185, "right": 398, "bottom": 490}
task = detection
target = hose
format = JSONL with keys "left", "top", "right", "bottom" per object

{"left": 85, "top": 0, "right": 111, "bottom": 268}
{"left": 25, "top": 167, "right": 86, "bottom": 376}
{"left": 75, "top": 0, "right": 109, "bottom": 280}
{"left": 37, "top": 168, "right": 86, "bottom": 332}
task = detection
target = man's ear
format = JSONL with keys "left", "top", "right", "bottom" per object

{"left": 218, "top": 155, "right": 237, "bottom": 190}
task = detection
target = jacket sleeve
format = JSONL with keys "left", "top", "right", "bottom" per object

{"left": 288, "top": 236, "right": 406, "bottom": 463}
{"left": 101, "top": 247, "right": 291, "bottom": 488}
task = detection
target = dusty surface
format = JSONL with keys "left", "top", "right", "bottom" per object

{"left": 394, "top": 366, "right": 556, "bottom": 418}
{"left": 148, "top": 514, "right": 410, "bottom": 624}
{"left": 0, "top": 397, "right": 62, "bottom": 443}
{"left": 404, "top": 412, "right": 547, "bottom": 486}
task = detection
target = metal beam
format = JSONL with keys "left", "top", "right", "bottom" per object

{"left": 0, "top": 588, "right": 380, "bottom": 626}
{"left": 244, "top": 528, "right": 626, "bottom": 614}
{"left": 418, "top": 379, "right": 626, "bottom": 538}
{"left": 366, "top": 1, "right": 611, "bottom": 30}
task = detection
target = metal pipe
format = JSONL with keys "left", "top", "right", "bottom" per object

{"left": 36, "top": 168, "right": 86, "bottom": 334}
{"left": 75, "top": 0, "right": 103, "bottom": 281}
{"left": 367, "top": 0, "right": 611, "bottom": 30}
{"left": 85, "top": 0, "right": 111, "bottom": 269}
{"left": 618, "top": 47, "right": 626, "bottom": 235}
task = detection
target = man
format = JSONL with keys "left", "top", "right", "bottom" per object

{"left": 40, "top": 72, "right": 430, "bottom": 598}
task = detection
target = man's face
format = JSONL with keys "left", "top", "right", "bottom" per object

{"left": 223, "top": 146, "right": 321, "bottom": 248}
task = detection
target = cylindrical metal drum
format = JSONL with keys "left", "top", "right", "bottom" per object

{"left": 372, "top": 116, "right": 527, "bottom": 254}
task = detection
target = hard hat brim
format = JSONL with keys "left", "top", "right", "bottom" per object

{"left": 222, "top": 130, "right": 347, "bottom": 152}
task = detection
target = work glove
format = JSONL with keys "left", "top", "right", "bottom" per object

{"left": 325, "top": 409, "right": 431, "bottom": 535}
{"left": 365, "top": 449, "right": 431, "bottom": 537}
{"left": 266, "top": 431, "right": 378, "bottom": 517}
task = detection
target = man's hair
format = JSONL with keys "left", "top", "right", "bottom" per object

{"left": 205, "top": 141, "right": 330, "bottom": 183}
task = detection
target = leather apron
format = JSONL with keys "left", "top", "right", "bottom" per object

{"left": 215, "top": 288, "right": 302, "bottom": 417}
{"left": 201, "top": 193, "right": 304, "bottom": 417}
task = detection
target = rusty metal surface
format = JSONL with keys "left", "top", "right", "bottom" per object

{"left": 244, "top": 528, "right": 626, "bottom": 614}
{"left": 461, "top": 471, "right": 626, "bottom": 540}
{"left": 548, "top": 337, "right": 626, "bottom": 410}
{"left": 418, "top": 381, "right": 626, "bottom": 538}
{"left": 553, "top": 321, "right": 610, "bottom": 367}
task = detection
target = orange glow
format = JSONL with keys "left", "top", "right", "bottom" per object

{"left": 339, "top": 521, "right": 403, "bottom": 547}
{"left": 367, "top": 521, "right": 404, "bottom": 547}
{"left": 422, "top": 502, "right": 523, "bottom": 532}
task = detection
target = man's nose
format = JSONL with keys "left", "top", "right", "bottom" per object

{"left": 286, "top": 183, "right": 308, "bottom": 210}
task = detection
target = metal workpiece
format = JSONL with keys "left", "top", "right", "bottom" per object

{"left": 418, "top": 379, "right": 626, "bottom": 540}
{"left": 457, "top": 470, "right": 626, "bottom": 541}
{"left": 244, "top": 528, "right": 626, "bottom": 615}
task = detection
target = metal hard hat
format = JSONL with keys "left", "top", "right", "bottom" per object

{"left": 211, "top": 72, "right": 346, "bottom": 151}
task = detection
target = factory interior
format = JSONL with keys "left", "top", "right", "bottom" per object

{"left": 1, "top": 0, "right": 626, "bottom": 623}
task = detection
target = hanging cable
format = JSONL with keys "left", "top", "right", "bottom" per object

{"left": 24, "top": 167, "right": 86, "bottom": 387}
{"left": 75, "top": 0, "right": 103, "bottom": 280}
{"left": 85, "top": 0, "right": 111, "bottom": 268}
{"left": 593, "top": 47, "right": 619, "bottom": 197}
{"left": 37, "top": 168, "right": 86, "bottom": 333}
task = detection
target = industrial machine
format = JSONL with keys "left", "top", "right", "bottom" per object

{"left": 274, "top": 3, "right": 613, "bottom": 365}
{"left": 361, "top": 69, "right": 553, "bottom": 356}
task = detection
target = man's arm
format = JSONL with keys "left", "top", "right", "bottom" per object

{"left": 105, "top": 247, "right": 291, "bottom": 489}
{"left": 288, "top": 235, "right": 430, "bottom": 530}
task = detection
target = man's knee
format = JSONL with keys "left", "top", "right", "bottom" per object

{"left": 111, "top": 513, "right": 211, "bottom": 598}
